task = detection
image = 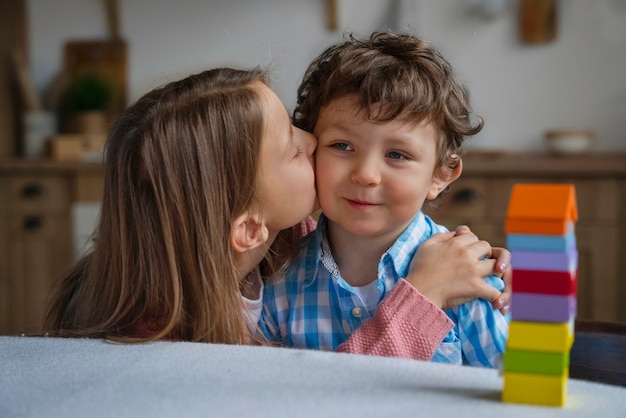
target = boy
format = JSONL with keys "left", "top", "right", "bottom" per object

{"left": 260, "top": 32, "right": 509, "bottom": 367}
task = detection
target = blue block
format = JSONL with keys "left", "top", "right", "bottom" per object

{"left": 507, "top": 223, "right": 576, "bottom": 252}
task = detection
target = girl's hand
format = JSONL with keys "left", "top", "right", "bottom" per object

{"left": 455, "top": 226, "right": 511, "bottom": 314}
{"left": 405, "top": 226, "right": 510, "bottom": 312}
{"left": 490, "top": 246, "right": 511, "bottom": 314}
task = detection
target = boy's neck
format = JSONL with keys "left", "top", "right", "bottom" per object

{"left": 326, "top": 220, "right": 398, "bottom": 287}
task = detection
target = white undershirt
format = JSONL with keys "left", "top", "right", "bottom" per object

{"left": 241, "top": 269, "right": 264, "bottom": 331}
{"left": 321, "top": 233, "right": 382, "bottom": 314}
{"left": 352, "top": 279, "right": 382, "bottom": 314}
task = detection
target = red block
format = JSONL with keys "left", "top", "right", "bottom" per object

{"left": 512, "top": 269, "right": 577, "bottom": 296}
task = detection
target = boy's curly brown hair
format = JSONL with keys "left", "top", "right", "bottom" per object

{"left": 293, "top": 31, "right": 483, "bottom": 184}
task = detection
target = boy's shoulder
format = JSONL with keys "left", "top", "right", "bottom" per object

{"left": 421, "top": 212, "right": 449, "bottom": 234}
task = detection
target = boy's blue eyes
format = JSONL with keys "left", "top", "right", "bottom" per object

{"left": 332, "top": 143, "right": 352, "bottom": 151}
{"left": 331, "top": 143, "right": 407, "bottom": 160}
{"left": 387, "top": 151, "right": 405, "bottom": 160}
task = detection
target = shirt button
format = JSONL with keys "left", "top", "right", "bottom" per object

{"left": 351, "top": 307, "right": 363, "bottom": 318}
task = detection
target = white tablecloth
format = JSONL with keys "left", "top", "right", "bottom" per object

{"left": 1, "top": 336, "right": 624, "bottom": 417}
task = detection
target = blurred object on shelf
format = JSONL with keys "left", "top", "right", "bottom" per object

{"left": 22, "top": 111, "right": 56, "bottom": 158}
{"left": 103, "top": 0, "right": 122, "bottom": 40}
{"left": 544, "top": 129, "right": 595, "bottom": 156}
{"left": 467, "top": 0, "right": 514, "bottom": 19}
{"left": 60, "top": 39, "right": 127, "bottom": 133}
{"left": 59, "top": 72, "right": 114, "bottom": 134}
{"left": 47, "top": 133, "right": 106, "bottom": 161}
{"left": 0, "top": 0, "right": 28, "bottom": 158}
{"left": 11, "top": 49, "right": 42, "bottom": 112}
{"left": 519, "top": 0, "right": 557, "bottom": 44}
{"left": 326, "top": 0, "right": 337, "bottom": 30}
{"left": 11, "top": 48, "right": 58, "bottom": 158}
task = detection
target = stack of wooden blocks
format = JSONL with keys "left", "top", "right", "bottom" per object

{"left": 502, "top": 184, "right": 578, "bottom": 407}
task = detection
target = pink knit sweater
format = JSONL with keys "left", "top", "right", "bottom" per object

{"left": 337, "top": 279, "right": 453, "bottom": 360}
{"left": 131, "top": 278, "right": 452, "bottom": 360}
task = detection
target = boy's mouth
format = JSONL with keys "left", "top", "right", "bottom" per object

{"left": 345, "top": 198, "right": 378, "bottom": 209}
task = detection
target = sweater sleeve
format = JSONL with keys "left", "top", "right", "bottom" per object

{"left": 336, "top": 279, "right": 453, "bottom": 360}
{"left": 299, "top": 216, "right": 318, "bottom": 237}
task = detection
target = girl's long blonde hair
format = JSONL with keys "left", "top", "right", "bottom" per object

{"left": 45, "top": 68, "right": 291, "bottom": 344}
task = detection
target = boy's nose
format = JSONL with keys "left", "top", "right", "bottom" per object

{"left": 350, "top": 159, "right": 380, "bottom": 186}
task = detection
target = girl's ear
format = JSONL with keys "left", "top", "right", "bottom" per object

{"left": 427, "top": 159, "right": 463, "bottom": 200}
{"left": 229, "top": 211, "right": 269, "bottom": 253}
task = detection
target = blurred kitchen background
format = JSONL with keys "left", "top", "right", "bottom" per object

{"left": 1, "top": 0, "right": 625, "bottom": 334}
{"left": 7, "top": 0, "right": 626, "bottom": 154}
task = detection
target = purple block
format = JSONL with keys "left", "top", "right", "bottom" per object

{"left": 511, "top": 249, "right": 578, "bottom": 272}
{"left": 511, "top": 292, "right": 577, "bottom": 323}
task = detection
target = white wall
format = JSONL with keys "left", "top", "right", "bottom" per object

{"left": 28, "top": 0, "right": 626, "bottom": 152}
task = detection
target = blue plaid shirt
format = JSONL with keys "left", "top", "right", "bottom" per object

{"left": 260, "top": 212, "right": 510, "bottom": 368}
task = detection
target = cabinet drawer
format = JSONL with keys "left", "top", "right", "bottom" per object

{"left": 426, "top": 178, "right": 489, "bottom": 221}
{"left": 1, "top": 176, "right": 70, "bottom": 213}
{"left": 5, "top": 213, "right": 72, "bottom": 334}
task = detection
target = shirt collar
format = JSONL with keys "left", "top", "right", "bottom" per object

{"left": 308, "top": 212, "right": 434, "bottom": 286}
{"left": 300, "top": 216, "right": 326, "bottom": 286}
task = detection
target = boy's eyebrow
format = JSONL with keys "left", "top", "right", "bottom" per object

{"left": 385, "top": 135, "right": 417, "bottom": 144}
{"left": 381, "top": 137, "right": 425, "bottom": 154}
{"left": 317, "top": 124, "right": 356, "bottom": 140}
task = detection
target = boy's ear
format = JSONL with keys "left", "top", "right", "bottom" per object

{"left": 427, "top": 159, "right": 463, "bottom": 200}
{"left": 229, "top": 211, "right": 269, "bottom": 253}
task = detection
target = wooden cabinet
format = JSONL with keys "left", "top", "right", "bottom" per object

{"left": 0, "top": 160, "right": 103, "bottom": 334}
{"left": 424, "top": 153, "right": 626, "bottom": 323}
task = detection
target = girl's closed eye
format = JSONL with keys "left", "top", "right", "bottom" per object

{"left": 294, "top": 144, "right": 304, "bottom": 159}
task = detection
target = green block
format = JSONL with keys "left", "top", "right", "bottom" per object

{"left": 504, "top": 349, "right": 569, "bottom": 376}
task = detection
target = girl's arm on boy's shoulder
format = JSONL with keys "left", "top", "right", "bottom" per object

{"left": 337, "top": 280, "right": 453, "bottom": 360}
{"left": 299, "top": 216, "right": 318, "bottom": 237}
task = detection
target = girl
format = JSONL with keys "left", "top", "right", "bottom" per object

{"left": 44, "top": 67, "right": 510, "bottom": 351}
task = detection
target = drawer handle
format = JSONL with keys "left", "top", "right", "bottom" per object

{"left": 22, "top": 216, "right": 44, "bottom": 231}
{"left": 20, "top": 183, "right": 45, "bottom": 199}
{"left": 452, "top": 188, "right": 480, "bottom": 204}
